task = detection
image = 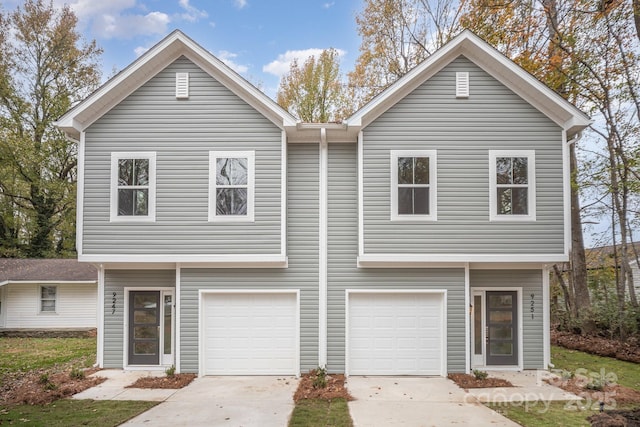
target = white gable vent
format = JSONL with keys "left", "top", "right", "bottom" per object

{"left": 456, "top": 72, "right": 469, "bottom": 98}
{"left": 176, "top": 72, "right": 189, "bottom": 99}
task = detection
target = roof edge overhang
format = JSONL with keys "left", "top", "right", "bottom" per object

{"left": 55, "top": 30, "right": 296, "bottom": 140}
{"left": 345, "top": 30, "right": 591, "bottom": 138}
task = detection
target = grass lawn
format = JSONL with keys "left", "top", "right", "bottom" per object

{"left": 0, "top": 399, "right": 158, "bottom": 426}
{"left": 0, "top": 337, "right": 96, "bottom": 376}
{"left": 487, "top": 345, "right": 640, "bottom": 427}
{"left": 289, "top": 398, "right": 353, "bottom": 427}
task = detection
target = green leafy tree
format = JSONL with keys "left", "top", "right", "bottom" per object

{"left": 0, "top": 0, "right": 102, "bottom": 257}
{"left": 276, "top": 48, "right": 348, "bottom": 123}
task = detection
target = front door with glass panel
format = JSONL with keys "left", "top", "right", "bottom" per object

{"left": 486, "top": 291, "right": 518, "bottom": 365}
{"left": 128, "top": 290, "right": 173, "bottom": 366}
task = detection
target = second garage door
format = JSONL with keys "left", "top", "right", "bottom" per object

{"left": 347, "top": 291, "right": 445, "bottom": 376}
{"left": 201, "top": 291, "right": 298, "bottom": 375}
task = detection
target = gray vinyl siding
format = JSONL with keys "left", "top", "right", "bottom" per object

{"left": 327, "top": 143, "right": 466, "bottom": 373}
{"left": 83, "top": 57, "right": 282, "bottom": 255}
{"left": 178, "top": 144, "right": 319, "bottom": 373}
{"left": 103, "top": 269, "right": 175, "bottom": 368}
{"left": 470, "top": 269, "right": 544, "bottom": 369}
{"left": 363, "top": 56, "right": 565, "bottom": 255}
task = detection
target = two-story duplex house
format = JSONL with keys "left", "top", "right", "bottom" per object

{"left": 56, "top": 30, "right": 590, "bottom": 376}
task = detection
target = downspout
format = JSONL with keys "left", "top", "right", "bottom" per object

{"left": 319, "top": 128, "right": 328, "bottom": 368}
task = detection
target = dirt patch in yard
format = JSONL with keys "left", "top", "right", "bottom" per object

{"left": 588, "top": 408, "right": 640, "bottom": 427}
{"left": 0, "top": 367, "right": 104, "bottom": 406}
{"left": 546, "top": 376, "right": 640, "bottom": 406}
{"left": 552, "top": 331, "right": 640, "bottom": 364}
{"left": 448, "top": 373, "right": 514, "bottom": 389}
{"left": 294, "top": 370, "right": 353, "bottom": 402}
{"left": 126, "top": 374, "right": 196, "bottom": 389}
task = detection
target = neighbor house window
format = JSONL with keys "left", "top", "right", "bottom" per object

{"left": 209, "top": 151, "right": 255, "bottom": 222}
{"left": 390, "top": 150, "right": 437, "bottom": 221}
{"left": 40, "top": 286, "right": 56, "bottom": 313}
{"left": 110, "top": 152, "right": 156, "bottom": 222}
{"left": 489, "top": 150, "right": 536, "bottom": 221}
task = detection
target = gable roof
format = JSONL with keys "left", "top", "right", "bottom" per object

{"left": 56, "top": 30, "right": 297, "bottom": 140}
{"left": 345, "top": 30, "right": 591, "bottom": 138}
{"left": 0, "top": 259, "right": 97, "bottom": 284}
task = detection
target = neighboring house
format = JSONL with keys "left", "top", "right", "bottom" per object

{"left": 584, "top": 244, "right": 640, "bottom": 296}
{"left": 0, "top": 259, "right": 97, "bottom": 329}
{"left": 56, "top": 30, "right": 590, "bottom": 376}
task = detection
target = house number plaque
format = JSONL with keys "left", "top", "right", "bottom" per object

{"left": 530, "top": 293, "right": 535, "bottom": 320}
{"left": 112, "top": 292, "right": 117, "bottom": 315}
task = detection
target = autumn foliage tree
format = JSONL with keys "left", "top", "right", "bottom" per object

{"left": 276, "top": 49, "right": 348, "bottom": 123}
{"left": 0, "top": 0, "right": 102, "bottom": 257}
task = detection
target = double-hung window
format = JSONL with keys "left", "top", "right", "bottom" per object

{"left": 40, "top": 286, "right": 56, "bottom": 313}
{"left": 209, "top": 151, "right": 255, "bottom": 222}
{"left": 390, "top": 150, "right": 437, "bottom": 221}
{"left": 489, "top": 150, "right": 536, "bottom": 221}
{"left": 110, "top": 152, "right": 156, "bottom": 222}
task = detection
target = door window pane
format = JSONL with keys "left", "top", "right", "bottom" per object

{"left": 490, "top": 326, "right": 513, "bottom": 340}
{"left": 134, "top": 326, "right": 157, "bottom": 339}
{"left": 474, "top": 295, "right": 482, "bottom": 355}
{"left": 134, "top": 342, "right": 156, "bottom": 355}
{"left": 489, "top": 295, "right": 513, "bottom": 308}
{"left": 490, "top": 342, "right": 513, "bottom": 356}
{"left": 164, "top": 295, "right": 172, "bottom": 355}
{"left": 489, "top": 311, "right": 513, "bottom": 323}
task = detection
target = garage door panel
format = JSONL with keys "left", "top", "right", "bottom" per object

{"left": 348, "top": 292, "right": 445, "bottom": 376}
{"left": 202, "top": 292, "right": 297, "bottom": 375}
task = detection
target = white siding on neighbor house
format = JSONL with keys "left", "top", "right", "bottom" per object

{"left": 470, "top": 269, "right": 544, "bottom": 369}
{"left": 179, "top": 143, "right": 320, "bottom": 374}
{"left": 327, "top": 143, "right": 467, "bottom": 374}
{"left": 2, "top": 283, "right": 97, "bottom": 329}
{"left": 83, "top": 56, "right": 283, "bottom": 256}
{"left": 362, "top": 56, "right": 565, "bottom": 255}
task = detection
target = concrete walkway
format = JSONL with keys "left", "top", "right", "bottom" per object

{"left": 74, "top": 371, "right": 298, "bottom": 427}
{"left": 347, "top": 372, "right": 582, "bottom": 427}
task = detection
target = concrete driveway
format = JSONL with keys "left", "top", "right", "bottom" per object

{"left": 347, "top": 376, "right": 520, "bottom": 427}
{"left": 121, "top": 376, "right": 298, "bottom": 427}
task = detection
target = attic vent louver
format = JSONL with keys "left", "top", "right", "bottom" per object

{"left": 176, "top": 72, "right": 189, "bottom": 99}
{"left": 456, "top": 72, "right": 469, "bottom": 98}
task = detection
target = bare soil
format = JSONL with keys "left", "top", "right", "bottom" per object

{"left": 126, "top": 374, "right": 196, "bottom": 389}
{"left": 552, "top": 330, "right": 640, "bottom": 364}
{"left": 448, "top": 373, "right": 513, "bottom": 389}
{"left": 588, "top": 409, "right": 640, "bottom": 427}
{"left": 293, "top": 370, "right": 353, "bottom": 402}
{"left": 545, "top": 375, "right": 640, "bottom": 406}
{"left": 0, "top": 366, "right": 104, "bottom": 406}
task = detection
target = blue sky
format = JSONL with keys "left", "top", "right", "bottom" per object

{"left": 11, "top": 0, "right": 364, "bottom": 98}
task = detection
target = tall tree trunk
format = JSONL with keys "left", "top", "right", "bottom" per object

{"left": 633, "top": 0, "right": 640, "bottom": 41}
{"left": 569, "top": 142, "right": 592, "bottom": 325}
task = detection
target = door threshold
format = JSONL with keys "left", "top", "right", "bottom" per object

{"left": 472, "top": 366, "right": 522, "bottom": 372}
{"left": 124, "top": 365, "right": 167, "bottom": 371}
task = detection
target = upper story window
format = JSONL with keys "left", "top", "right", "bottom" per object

{"left": 110, "top": 152, "right": 156, "bottom": 222}
{"left": 489, "top": 150, "right": 536, "bottom": 221}
{"left": 209, "top": 151, "right": 255, "bottom": 222}
{"left": 40, "top": 285, "right": 56, "bottom": 313}
{"left": 390, "top": 150, "right": 437, "bottom": 221}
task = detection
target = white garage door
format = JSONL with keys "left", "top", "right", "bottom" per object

{"left": 201, "top": 292, "right": 298, "bottom": 375}
{"left": 348, "top": 292, "right": 445, "bottom": 376}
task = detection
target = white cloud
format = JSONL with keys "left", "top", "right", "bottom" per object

{"left": 322, "top": 2, "right": 335, "bottom": 9}
{"left": 218, "top": 50, "right": 249, "bottom": 74}
{"left": 179, "top": 0, "right": 208, "bottom": 22}
{"left": 56, "top": 0, "right": 170, "bottom": 39}
{"left": 92, "top": 11, "right": 170, "bottom": 39}
{"left": 134, "top": 45, "right": 150, "bottom": 57}
{"left": 262, "top": 48, "right": 345, "bottom": 78}
{"left": 234, "top": 0, "right": 248, "bottom": 9}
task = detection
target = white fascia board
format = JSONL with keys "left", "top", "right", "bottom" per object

{"left": 358, "top": 253, "right": 568, "bottom": 267}
{"left": 2, "top": 280, "right": 97, "bottom": 285}
{"left": 79, "top": 253, "right": 288, "bottom": 267}
{"left": 57, "top": 31, "right": 296, "bottom": 137}
{"left": 345, "top": 30, "right": 590, "bottom": 135}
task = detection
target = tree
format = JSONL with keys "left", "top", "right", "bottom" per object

{"left": 0, "top": 0, "right": 102, "bottom": 257}
{"left": 347, "top": 0, "right": 463, "bottom": 109}
{"left": 276, "top": 49, "right": 348, "bottom": 123}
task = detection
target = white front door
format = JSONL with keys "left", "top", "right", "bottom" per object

{"left": 347, "top": 291, "right": 446, "bottom": 376}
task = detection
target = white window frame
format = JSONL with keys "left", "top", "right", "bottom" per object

{"left": 489, "top": 150, "right": 536, "bottom": 222}
{"left": 39, "top": 285, "right": 57, "bottom": 314}
{"left": 110, "top": 152, "right": 157, "bottom": 222}
{"left": 390, "top": 150, "right": 437, "bottom": 221}
{"left": 209, "top": 151, "right": 255, "bottom": 223}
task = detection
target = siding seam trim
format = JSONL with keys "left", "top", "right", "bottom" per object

{"left": 319, "top": 129, "right": 328, "bottom": 367}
